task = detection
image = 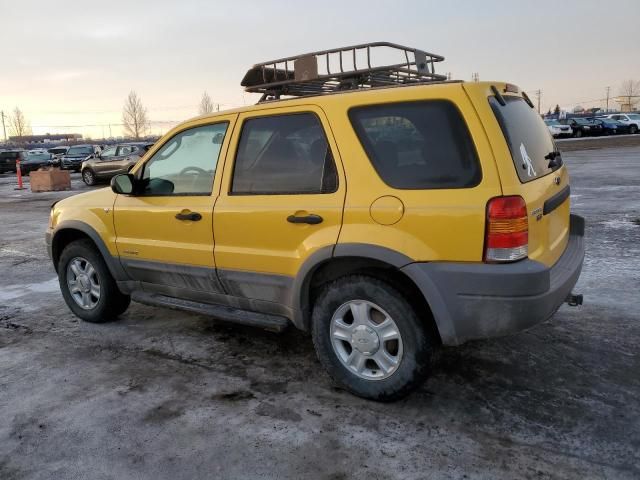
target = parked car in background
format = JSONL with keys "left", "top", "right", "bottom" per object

{"left": 47, "top": 146, "right": 69, "bottom": 167}
{"left": 0, "top": 149, "right": 26, "bottom": 174}
{"left": 81, "top": 142, "right": 153, "bottom": 185}
{"left": 60, "top": 144, "right": 100, "bottom": 172}
{"left": 589, "top": 117, "right": 632, "bottom": 135}
{"left": 22, "top": 150, "right": 54, "bottom": 174}
{"left": 565, "top": 118, "right": 603, "bottom": 137}
{"left": 602, "top": 113, "right": 640, "bottom": 134}
{"left": 544, "top": 119, "right": 573, "bottom": 138}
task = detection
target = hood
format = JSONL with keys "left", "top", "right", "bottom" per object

{"left": 55, "top": 186, "right": 116, "bottom": 211}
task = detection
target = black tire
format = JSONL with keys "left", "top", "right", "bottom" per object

{"left": 574, "top": 129, "right": 582, "bottom": 138}
{"left": 311, "top": 275, "right": 435, "bottom": 401}
{"left": 82, "top": 168, "right": 96, "bottom": 186}
{"left": 630, "top": 125, "right": 638, "bottom": 135}
{"left": 58, "top": 239, "right": 130, "bottom": 323}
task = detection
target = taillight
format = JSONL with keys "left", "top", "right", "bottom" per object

{"left": 484, "top": 196, "right": 528, "bottom": 263}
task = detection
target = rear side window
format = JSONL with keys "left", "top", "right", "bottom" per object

{"left": 349, "top": 100, "right": 481, "bottom": 189}
{"left": 231, "top": 113, "right": 338, "bottom": 195}
{"left": 489, "top": 96, "right": 556, "bottom": 183}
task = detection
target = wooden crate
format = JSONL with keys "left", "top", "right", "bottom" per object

{"left": 29, "top": 168, "right": 71, "bottom": 192}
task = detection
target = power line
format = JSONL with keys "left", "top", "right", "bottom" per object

{"left": 534, "top": 90, "right": 542, "bottom": 114}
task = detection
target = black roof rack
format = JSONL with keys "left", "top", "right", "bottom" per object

{"left": 242, "top": 42, "right": 446, "bottom": 102}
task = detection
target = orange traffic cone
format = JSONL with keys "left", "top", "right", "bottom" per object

{"left": 15, "top": 158, "right": 26, "bottom": 190}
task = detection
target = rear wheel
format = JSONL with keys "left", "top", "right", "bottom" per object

{"left": 312, "top": 275, "right": 435, "bottom": 401}
{"left": 574, "top": 129, "right": 583, "bottom": 138}
{"left": 82, "top": 169, "right": 96, "bottom": 186}
{"left": 630, "top": 125, "right": 638, "bottom": 135}
{"left": 58, "top": 239, "right": 130, "bottom": 322}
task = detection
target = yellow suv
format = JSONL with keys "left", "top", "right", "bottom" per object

{"left": 46, "top": 43, "right": 584, "bottom": 400}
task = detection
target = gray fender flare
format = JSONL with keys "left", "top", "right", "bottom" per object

{"left": 290, "top": 243, "right": 456, "bottom": 343}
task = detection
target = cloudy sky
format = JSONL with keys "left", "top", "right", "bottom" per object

{"left": 1, "top": 0, "right": 639, "bottom": 138}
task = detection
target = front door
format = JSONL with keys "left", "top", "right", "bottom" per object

{"left": 113, "top": 116, "right": 236, "bottom": 297}
{"left": 213, "top": 106, "right": 346, "bottom": 306}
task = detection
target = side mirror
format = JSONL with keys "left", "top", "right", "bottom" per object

{"left": 111, "top": 173, "right": 135, "bottom": 195}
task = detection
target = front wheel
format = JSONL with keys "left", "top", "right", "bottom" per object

{"left": 630, "top": 125, "right": 638, "bottom": 135}
{"left": 312, "top": 275, "right": 436, "bottom": 401}
{"left": 574, "top": 130, "right": 583, "bottom": 138}
{"left": 58, "top": 239, "right": 130, "bottom": 323}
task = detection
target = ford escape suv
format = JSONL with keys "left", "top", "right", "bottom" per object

{"left": 46, "top": 43, "right": 584, "bottom": 401}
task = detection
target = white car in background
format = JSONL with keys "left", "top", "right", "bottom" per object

{"left": 602, "top": 114, "right": 640, "bottom": 134}
{"left": 544, "top": 119, "right": 573, "bottom": 138}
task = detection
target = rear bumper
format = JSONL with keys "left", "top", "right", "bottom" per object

{"left": 402, "top": 214, "right": 585, "bottom": 346}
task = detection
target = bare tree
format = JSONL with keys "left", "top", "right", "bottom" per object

{"left": 122, "top": 91, "right": 149, "bottom": 139}
{"left": 199, "top": 91, "right": 215, "bottom": 115}
{"left": 618, "top": 80, "right": 640, "bottom": 111}
{"left": 8, "top": 107, "right": 32, "bottom": 138}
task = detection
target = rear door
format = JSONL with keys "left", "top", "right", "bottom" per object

{"left": 105, "top": 145, "right": 136, "bottom": 176}
{"left": 467, "top": 83, "right": 570, "bottom": 267}
{"left": 213, "top": 105, "right": 346, "bottom": 305}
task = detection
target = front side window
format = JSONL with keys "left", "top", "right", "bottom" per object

{"left": 101, "top": 146, "right": 117, "bottom": 158}
{"left": 231, "top": 113, "right": 338, "bottom": 195}
{"left": 141, "top": 123, "right": 228, "bottom": 195}
{"left": 349, "top": 100, "right": 481, "bottom": 189}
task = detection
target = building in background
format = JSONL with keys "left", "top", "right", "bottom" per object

{"left": 7, "top": 133, "right": 82, "bottom": 145}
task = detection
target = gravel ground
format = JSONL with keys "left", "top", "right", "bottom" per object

{"left": 0, "top": 148, "right": 639, "bottom": 480}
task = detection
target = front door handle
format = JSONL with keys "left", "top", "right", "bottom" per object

{"left": 175, "top": 211, "right": 202, "bottom": 221}
{"left": 287, "top": 213, "right": 323, "bottom": 225}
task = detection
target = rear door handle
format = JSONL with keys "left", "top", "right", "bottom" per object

{"left": 175, "top": 211, "right": 202, "bottom": 221}
{"left": 287, "top": 214, "right": 323, "bottom": 225}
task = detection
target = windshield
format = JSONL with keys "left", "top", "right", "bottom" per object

{"left": 627, "top": 114, "right": 640, "bottom": 120}
{"left": 572, "top": 118, "right": 590, "bottom": 125}
{"left": 490, "top": 96, "right": 556, "bottom": 183}
{"left": 67, "top": 146, "right": 93, "bottom": 155}
{"left": 544, "top": 119, "right": 561, "bottom": 126}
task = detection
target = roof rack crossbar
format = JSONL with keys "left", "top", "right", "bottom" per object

{"left": 241, "top": 42, "right": 446, "bottom": 101}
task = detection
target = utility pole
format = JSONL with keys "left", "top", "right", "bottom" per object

{"left": 605, "top": 86, "right": 611, "bottom": 112}
{"left": 0, "top": 110, "right": 7, "bottom": 142}
{"left": 471, "top": 72, "right": 479, "bottom": 82}
{"left": 534, "top": 90, "right": 542, "bottom": 114}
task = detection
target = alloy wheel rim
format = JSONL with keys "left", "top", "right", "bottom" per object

{"left": 83, "top": 171, "right": 93, "bottom": 183}
{"left": 66, "top": 257, "right": 100, "bottom": 309}
{"left": 330, "top": 300, "right": 403, "bottom": 380}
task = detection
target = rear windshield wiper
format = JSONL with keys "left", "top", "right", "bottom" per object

{"left": 545, "top": 150, "right": 563, "bottom": 169}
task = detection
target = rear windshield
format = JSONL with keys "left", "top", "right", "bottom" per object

{"left": 489, "top": 96, "right": 556, "bottom": 183}
{"left": 349, "top": 100, "right": 481, "bottom": 189}
{"left": 27, "top": 153, "right": 50, "bottom": 161}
